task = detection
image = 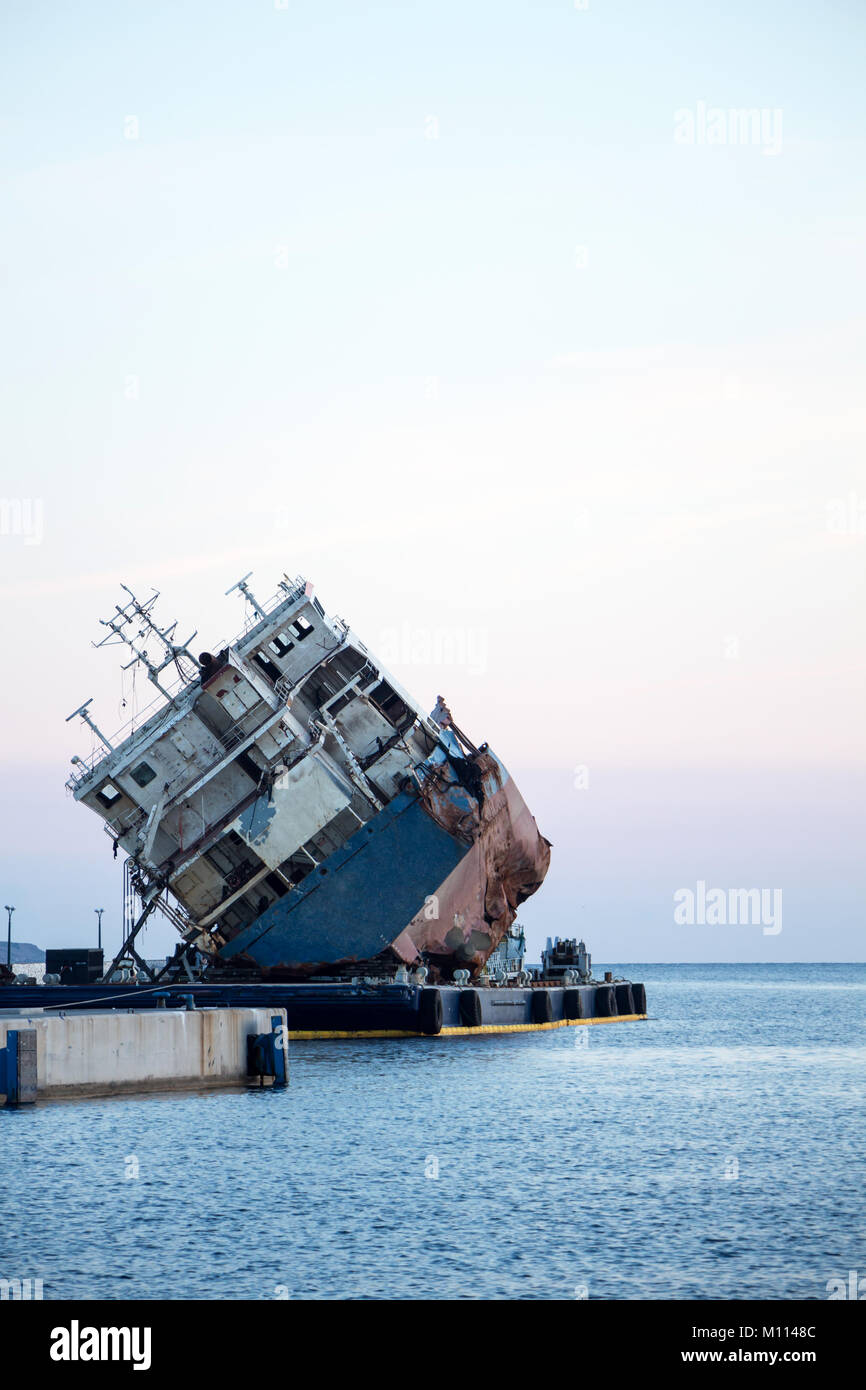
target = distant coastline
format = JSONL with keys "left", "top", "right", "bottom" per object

{"left": 5, "top": 941, "right": 45, "bottom": 963}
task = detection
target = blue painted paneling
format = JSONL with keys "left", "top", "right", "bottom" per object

{"left": 219, "top": 792, "right": 468, "bottom": 969}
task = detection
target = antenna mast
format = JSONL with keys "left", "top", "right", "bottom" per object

{"left": 93, "top": 585, "right": 199, "bottom": 701}
{"left": 65, "top": 699, "right": 115, "bottom": 753}
{"left": 226, "top": 572, "right": 267, "bottom": 621}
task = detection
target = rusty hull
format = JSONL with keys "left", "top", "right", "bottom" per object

{"left": 391, "top": 749, "right": 551, "bottom": 979}
{"left": 214, "top": 742, "right": 550, "bottom": 982}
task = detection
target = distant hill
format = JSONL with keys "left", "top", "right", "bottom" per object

{"left": 5, "top": 942, "right": 45, "bottom": 963}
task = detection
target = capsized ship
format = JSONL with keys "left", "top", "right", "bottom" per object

{"left": 67, "top": 574, "right": 550, "bottom": 981}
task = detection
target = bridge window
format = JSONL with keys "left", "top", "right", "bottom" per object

{"left": 254, "top": 651, "right": 281, "bottom": 683}
{"left": 130, "top": 761, "right": 157, "bottom": 788}
{"left": 268, "top": 632, "right": 294, "bottom": 658}
{"left": 96, "top": 782, "right": 122, "bottom": 809}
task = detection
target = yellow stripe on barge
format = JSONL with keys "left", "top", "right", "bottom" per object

{"left": 287, "top": 1013, "right": 648, "bottom": 1040}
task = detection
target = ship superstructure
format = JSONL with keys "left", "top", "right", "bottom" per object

{"left": 67, "top": 574, "right": 550, "bottom": 982}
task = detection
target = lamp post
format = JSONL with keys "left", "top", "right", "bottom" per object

{"left": 95, "top": 908, "right": 104, "bottom": 951}
{"left": 4, "top": 905, "right": 14, "bottom": 968}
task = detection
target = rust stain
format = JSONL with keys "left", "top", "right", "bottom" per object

{"left": 397, "top": 749, "right": 551, "bottom": 979}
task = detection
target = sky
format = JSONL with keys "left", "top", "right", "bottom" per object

{"left": 1, "top": 1, "right": 864, "bottom": 963}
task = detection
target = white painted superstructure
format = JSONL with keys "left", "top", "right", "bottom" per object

{"left": 67, "top": 575, "right": 446, "bottom": 969}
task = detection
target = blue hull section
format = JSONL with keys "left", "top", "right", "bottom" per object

{"left": 218, "top": 791, "right": 469, "bottom": 970}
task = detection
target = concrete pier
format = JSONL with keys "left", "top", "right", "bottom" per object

{"left": 0, "top": 1006, "right": 287, "bottom": 1102}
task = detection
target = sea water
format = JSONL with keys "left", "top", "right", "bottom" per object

{"left": 1, "top": 964, "right": 863, "bottom": 1300}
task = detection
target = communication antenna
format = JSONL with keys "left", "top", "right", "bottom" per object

{"left": 226, "top": 572, "right": 266, "bottom": 621}
{"left": 93, "top": 584, "right": 199, "bottom": 700}
{"left": 65, "top": 699, "right": 115, "bottom": 754}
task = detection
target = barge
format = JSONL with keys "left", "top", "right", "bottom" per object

{"left": 0, "top": 978, "right": 647, "bottom": 1039}
{"left": 0, "top": 937, "right": 647, "bottom": 1039}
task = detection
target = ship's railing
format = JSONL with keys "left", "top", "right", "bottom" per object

{"left": 215, "top": 700, "right": 270, "bottom": 754}
{"left": 66, "top": 665, "right": 194, "bottom": 787}
{"left": 67, "top": 576, "right": 313, "bottom": 788}
{"left": 221, "top": 576, "right": 309, "bottom": 650}
{"left": 152, "top": 889, "right": 197, "bottom": 938}
{"left": 101, "top": 804, "right": 146, "bottom": 842}
{"left": 94, "top": 701, "right": 283, "bottom": 848}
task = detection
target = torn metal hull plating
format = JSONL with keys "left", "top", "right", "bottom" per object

{"left": 394, "top": 749, "right": 550, "bottom": 975}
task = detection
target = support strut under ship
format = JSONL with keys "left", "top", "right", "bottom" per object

{"left": 66, "top": 573, "right": 551, "bottom": 983}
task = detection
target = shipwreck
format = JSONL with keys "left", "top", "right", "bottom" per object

{"left": 66, "top": 573, "right": 551, "bottom": 982}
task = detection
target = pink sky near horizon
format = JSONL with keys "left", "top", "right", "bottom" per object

{"left": 2, "top": 0, "right": 864, "bottom": 963}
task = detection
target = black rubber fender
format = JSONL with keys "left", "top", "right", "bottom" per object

{"left": 418, "top": 987, "right": 443, "bottom": 1035}
{"left": 631, "top": 982, "right": 647, "bottom": 1014}
{"left": 594, "top": 985, "right": 616, "bottom": 1017}
{"left": 246, "top": 1034, "right": 270, "bottom": 1076}
{"left": 458, "top": 989, "right": 483, "bottom": 1028}
{"left": 531, "top": 989, "right": 553, "bottom": 1024}
{"left": 563, "top": 988, "right": 585, "bottom": 1020}
{"left": 615, "top": 983, "right": 635, "bottom": 1016}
